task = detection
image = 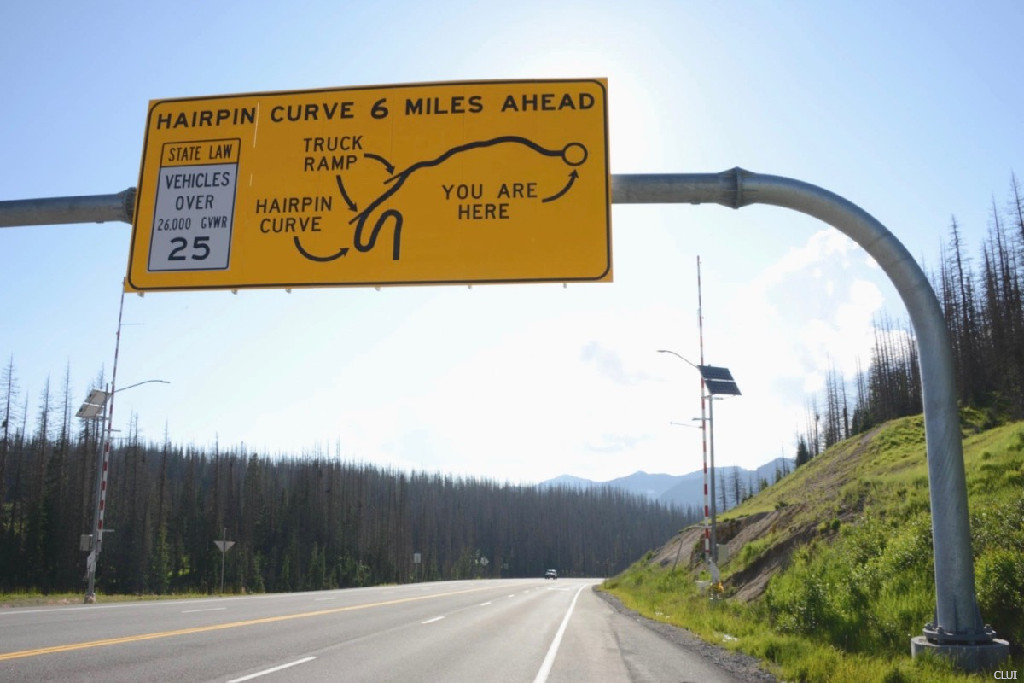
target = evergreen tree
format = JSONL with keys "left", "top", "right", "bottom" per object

{"left": 795, "top": 435, "right": 811, "bottom": 468}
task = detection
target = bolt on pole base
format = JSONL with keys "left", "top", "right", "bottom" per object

{"left": 911, "top": 635, "right": 1009, "bottom": 672}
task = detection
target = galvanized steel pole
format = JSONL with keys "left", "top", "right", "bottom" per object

{"left": 613, "top": 169, "right": 1008, "bottom": 669}
{"left": 0, "top": 189, "right": 135, "bottom": 227}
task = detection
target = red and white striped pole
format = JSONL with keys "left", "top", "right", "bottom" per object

{"left": 99, "top": 285, "right": 125, "bottom": 545}
{"left": 85, "top": 284, "right": 126, "bottom": 602}
{"left": 700, "top": 390, "right": 710, "bottom": 561}
{"left": 696, "top": 256, "right": 711, "bottom": 563}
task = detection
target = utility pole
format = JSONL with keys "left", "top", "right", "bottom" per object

{"left": 696, "top": 256, "right": 716, "bottom": 567}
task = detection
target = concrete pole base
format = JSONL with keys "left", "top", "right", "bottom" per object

{"left": 910, "top": 636, "right": 1009, "bottom": 672}
{"left": 84, "top": 593, "right": 96, "bottom": 604}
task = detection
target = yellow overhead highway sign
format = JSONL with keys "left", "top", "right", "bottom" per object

{"left": 126, "top": 79, "right": 611, "bottom": 291}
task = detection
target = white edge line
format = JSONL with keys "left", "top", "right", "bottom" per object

{"left": 422, "top": 616, "right": 445, "bottom": 624}
{"left": 533, "top": 584, "right": 586, "bottom": 683}
{"left": 181, "top": 607, "right": 226, "bottom": 613}
{"left": 228, "top": 656, "right": 316, "bottom": 682}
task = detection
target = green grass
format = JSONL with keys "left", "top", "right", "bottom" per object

{"left": 602, "top": 414, "right": 1024, "bottom": 681}
{"left": 0, "top": 591, "right": 219, "bottom": 608}
{"left": 735, "top": 536, "right": 774, "bottom": 572}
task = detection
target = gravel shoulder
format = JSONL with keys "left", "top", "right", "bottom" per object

{"left": 594, "top": 587, "right": 778, "bottom": 682}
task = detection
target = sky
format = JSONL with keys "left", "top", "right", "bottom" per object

{"left": 1, "top": 1, "right": 1022, "bottom": 484}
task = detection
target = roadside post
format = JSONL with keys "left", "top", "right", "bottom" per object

{"left": 214, "top": 529, "right": 236, "bottom": 595}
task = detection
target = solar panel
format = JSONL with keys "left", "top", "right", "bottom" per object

{"left": 697, "top": 366, "right": 741, "bottom": 395}
{"left": 698, "top": 365, "right": 735, "bottom": 382}
{"left": 704, "top": 378, "right": 742, "bottom": 396}
{"left": 75, "top": 389, "right": 110, "bottom": 419}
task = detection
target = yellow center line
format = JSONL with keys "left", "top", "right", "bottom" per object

{"left": 0, "top": 585, "right": 492, "bottom": 661}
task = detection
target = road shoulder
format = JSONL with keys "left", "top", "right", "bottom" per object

{"left": 588, "top": 586, "right": 778, "bottom": 682}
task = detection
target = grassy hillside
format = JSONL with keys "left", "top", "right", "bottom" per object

{"left": 602, "top": 412, "right": 1023, "bottom": 681}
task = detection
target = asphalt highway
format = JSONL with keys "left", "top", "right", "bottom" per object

{"left": 0, "top": 579, "right": 750, "bottom": 682}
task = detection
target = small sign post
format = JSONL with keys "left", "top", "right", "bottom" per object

{"left": 214, "top": 529, "right": 235, "bottom": 595}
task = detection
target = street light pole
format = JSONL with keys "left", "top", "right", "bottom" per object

{"left": 658, "top": 347, "right": 740, "bottom": 578}
{"left": 87, "top": 389, "right": 109, "bottom": 601}
{"left": 86, "top": 285, "right": 128, "bottom": 603}
{"left": 707, "top": 397, "right": 719, "bottom": 564}
{"left": 77, "top": 378, "right": 169, "bottom": 603}
{"left": 77, "top": 279, "right": 173, "bottom": 603}
{"left": 659, "top": 349, "right": 714, "bottom": 571}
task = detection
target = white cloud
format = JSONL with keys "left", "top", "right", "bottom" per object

{"left": 730, "top": 229, "right": 885, "bottom": 388}
{"left": 698, "top": 228, "right": 890, "bottom": 466}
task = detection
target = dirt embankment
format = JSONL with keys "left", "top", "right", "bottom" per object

{"left": 649, "top": 507, "right": 818, "bottom": 601}
{"left": 647, "top": 426, "right": 885, "bottom": 600}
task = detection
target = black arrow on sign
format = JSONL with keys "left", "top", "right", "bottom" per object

{"left": 364, "top": 153, "right": 395, "bottom": 175}
{"left": 293, "top": 237, "right": 348, "bottom": 262}
{"left": 542, "top": 170, "right": 579, "bottom": 203}
{"left": 334, "top": 174, "right": 358, "bottom": 212}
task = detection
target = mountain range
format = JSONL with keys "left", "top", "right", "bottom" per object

{"left": 540, "top": 458, "right": 794, "bottom": 511}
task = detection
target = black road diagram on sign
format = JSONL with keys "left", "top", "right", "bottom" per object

{"left": 290, "top": 136, "right": 589, "bottom": 264}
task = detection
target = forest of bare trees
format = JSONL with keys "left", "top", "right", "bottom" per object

{"left": 0, "top": 363, "right": 692, "bottom": 596}
{"left": 799, "top": 173, "right": 1024, "bottom": 461}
